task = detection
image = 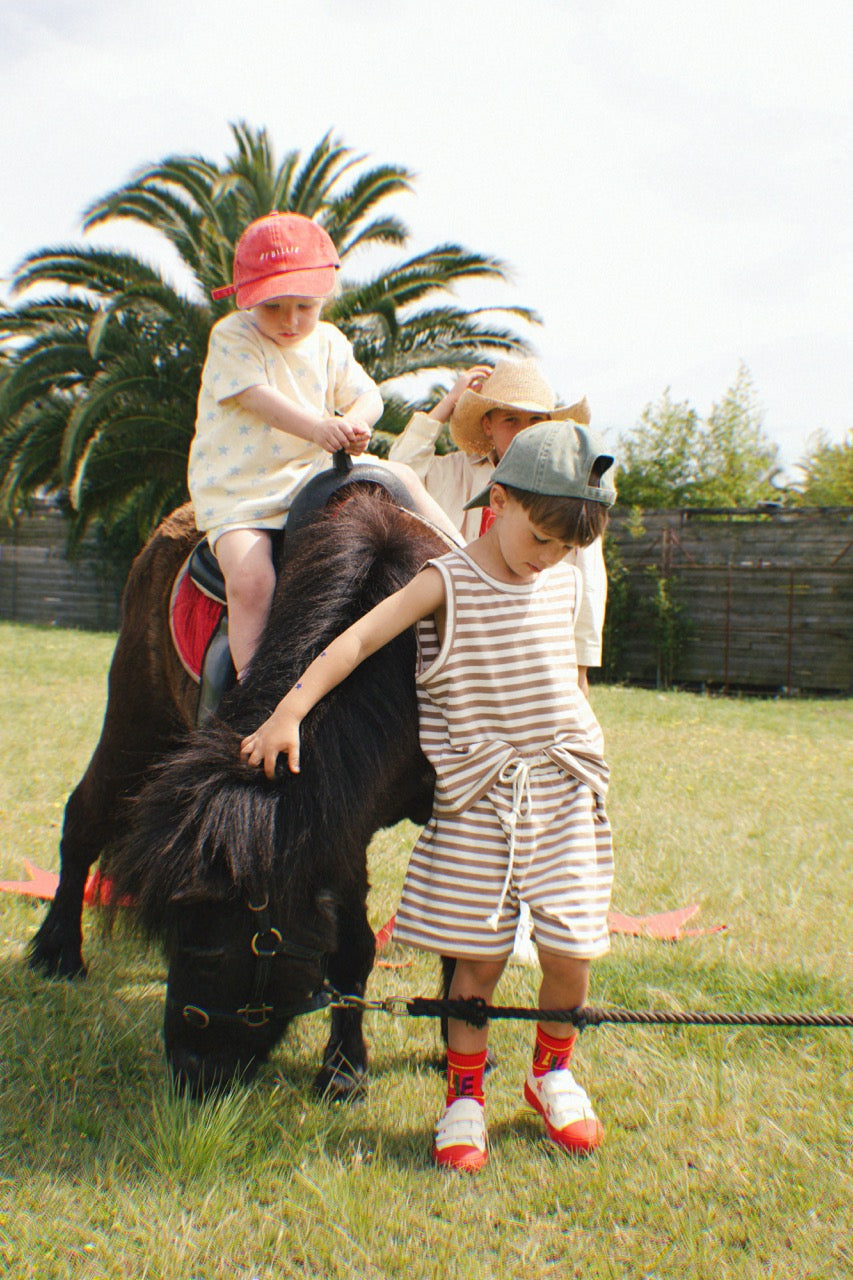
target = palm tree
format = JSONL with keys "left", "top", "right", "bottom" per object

{"left": 1, "top": 256, "right": 208, "bottom": 549}
{"left": 0, "top": 123, "right": 536, "bottom": 559}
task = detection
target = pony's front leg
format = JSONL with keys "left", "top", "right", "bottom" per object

{"left": 314, "top": 900, "right": 376, "bottom": 1102}
{"left": 29, "top": 777, "right": 102, "bottom": 978}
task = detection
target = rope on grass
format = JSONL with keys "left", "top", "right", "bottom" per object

{"left": 329, "top": 992, "right": 853, "bottom": 1031}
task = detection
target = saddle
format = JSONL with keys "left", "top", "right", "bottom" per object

{"left": 169, "top": 453, "right": 416, "bottom": 724}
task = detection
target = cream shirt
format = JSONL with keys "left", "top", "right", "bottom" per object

{"left": 390, "top": 411, "right": 608, "bottom": 666}
{"left": 189, "top": 312, "right": 379, "bottom": 533}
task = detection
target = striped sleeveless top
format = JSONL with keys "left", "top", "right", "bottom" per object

{"left": 415, "top": 549, "right": 609, "bottom": 815}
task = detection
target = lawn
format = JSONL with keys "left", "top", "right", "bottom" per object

{"left": 0, "top": 621, "right": 850, "bottom": 1279}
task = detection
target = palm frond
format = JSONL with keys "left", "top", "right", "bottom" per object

{"left": 85, "top": 285, "right": 211, "bottom": 359}
{"left": 288, "top": 132, "right": 362, "bottom": 214}
{"left": 322, "top": 164, "right": 413, "bottom": 252}
{"left": 12, "top": 246, "right": 169, "bottom": 300}
{"left": 333, "top": 246, "right": 512, "bottom": 318}
{"left": 0, "top": 295, "right": 99, "bottom": 337}
{"left": 0, "top": 341, "right": 95, "bottom": 420}
{"left": 84, "top": 157, "right": 221, "bottom": 229}
{"left": 0, "top": 401, "right": 70, "bottom": 517}
{"left": 60, "top": 365, "right": 196, "bottom": 483}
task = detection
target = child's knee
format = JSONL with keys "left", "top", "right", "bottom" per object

{"left": 225, "top": 558, "right": 276, "bottom": 611}
{"left": 452, "top": 956, "right": 506, "bottom": 990}
{"left": 539, "top": 949, "right": 589, "bottom": 980}
{"left": 539, "top": 949, "right": 590, "bottom": 997}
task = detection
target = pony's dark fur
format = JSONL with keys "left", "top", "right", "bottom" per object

{"left": 109, "top": 490, "right": 439, "bottom": 931}
{"left": 31, "top": 485, "right": 445, "bottom": 1097}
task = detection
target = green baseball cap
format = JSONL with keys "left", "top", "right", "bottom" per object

{"left": 464, "top": 420, "right": 617, "bottom": 509}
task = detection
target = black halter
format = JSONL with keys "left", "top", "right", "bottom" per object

{"left": 168, "top": 896, "right": 332, "bottom": 1032}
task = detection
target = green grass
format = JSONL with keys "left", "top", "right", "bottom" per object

{"left": 0, "top": 621, "right": 851, "bottom": 1279}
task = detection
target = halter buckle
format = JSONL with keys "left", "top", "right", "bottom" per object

{"left": 251, "top": 927, "right": 283, "bottom": 957}
{"left": 237, "top": 1002, "right": 275, "bottom": 1027}
{"left": 380, "top": 997, "right": 411, "bottom": 1017}
{"left": 182, "top": 1004, "right": 211, "bottom": 1029}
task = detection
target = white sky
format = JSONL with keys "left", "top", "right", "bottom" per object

{"left": 2, "top": 0, "right": 851, "bottom": 471}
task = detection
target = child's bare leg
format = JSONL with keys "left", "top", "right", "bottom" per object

{"left": 434, "top": 955, "right": 506, "bottom": 1171}
{"left": 214, "top": 528, "right": 276, "bottom": 677}
{"left": 380, "top": 460, "right": 465, "bottom": 544}
{"left": 537, "top": 951, "right": 590, "bottom": 1041}
{"left": 527, "top": 950, "right": 601, "bottom": 1153}
{"left": 446, "top": 956, "right": 506, "bottom": 1055}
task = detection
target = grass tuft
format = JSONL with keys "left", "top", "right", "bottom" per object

{"left": 121, "top": 1084, "right": 259, "bottom": 1183}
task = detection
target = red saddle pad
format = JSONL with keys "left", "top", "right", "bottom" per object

{"left": 169, "top": 556, "right": 225, "bottom": 682}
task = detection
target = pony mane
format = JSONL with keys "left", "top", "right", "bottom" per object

{"left": 106, "top": 488, "right": 443, "bottom": 940}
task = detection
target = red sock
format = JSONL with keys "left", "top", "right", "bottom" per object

{"left": 532, "top": 1026, "right": 576, "bottom": 1077}
{"left": 446, "top": 1048, "right": 487, "bottom": 1107}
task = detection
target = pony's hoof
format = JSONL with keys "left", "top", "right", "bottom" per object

{"left": 28, "top": 942, "right": 87, "bottom": 980}
{"left": 312, "top": 1060, "right": 367, "bottom": 1103}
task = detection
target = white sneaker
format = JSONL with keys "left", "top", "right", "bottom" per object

{"left": 433, "top": 1097, "right": 488, "bottom": 1171}
{"left": 524, "top": 1068, "right": 603, "bottom": 1154}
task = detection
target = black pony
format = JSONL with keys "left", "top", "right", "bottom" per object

{"left": 31, "top": 485, "right": 445, "bottom": 1097}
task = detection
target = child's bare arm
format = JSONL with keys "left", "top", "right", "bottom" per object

{"left": 429, "top": 365, "right": 493, "bottom": 423}
{"left": 341, "top": 387, "right": 383, "bottom": 428}
{"left": 388, "top": 364, "right": 493, "bottom": 473}
{"left": 236, "top": 384, "right": 369, "bottom": 454}
{"left": 240, "top": 566, "right": 445, "bottom": 779}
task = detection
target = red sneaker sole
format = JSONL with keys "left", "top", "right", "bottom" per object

{"left": 524, "top": 1080, "right": 603, "bottom": 1155}
{"left": 433, "top": 1143, "right": 488, "bottom": 1172}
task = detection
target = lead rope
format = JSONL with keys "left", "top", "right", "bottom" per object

{"left": 325, "top": 991, "right": 853, "bottom": 1031}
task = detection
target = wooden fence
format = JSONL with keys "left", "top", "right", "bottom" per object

{"left": 1, "top": 501, "right": 851, "bottom": 693}
{"left": 606, "top": 507, "right": 852, "bottom": 693}
{"left": 0, "top": 503, "right": 121, "bottom": 632}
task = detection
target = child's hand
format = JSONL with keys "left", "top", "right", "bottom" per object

{"left": 432, "top": 364, "right": 494, "bottom": 422}
{"left": 312, "top": 417, "right": 355, "bottom": 453}
{"left": 312, "top": 416, "right": 373, "bottom": 454}
{"left": 240, "top": 709, "right": 302, "bottom": 779}
{"left": 454, "top": 364, "right": 493, "bottom": 398}
{"left": 337, "top": 413, "right": 373, "bottom": 456}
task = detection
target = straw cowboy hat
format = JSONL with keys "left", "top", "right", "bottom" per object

{"left": 450, "top": 358, "right": 590, "bottom": 455}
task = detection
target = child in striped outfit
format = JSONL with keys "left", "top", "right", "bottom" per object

{"left": 241, "top": 421, "right": 616, "bottom": 1171}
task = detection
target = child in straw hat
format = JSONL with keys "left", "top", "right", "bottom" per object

{"left": 389, "top": 358, "right": 607, "bottom": 689}
{"left": 241, "top": 421, "right": 617, "bottom": 1171}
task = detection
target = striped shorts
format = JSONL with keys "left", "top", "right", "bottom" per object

{"left": 393, "top": 770, "right": 613, "bottom": 960}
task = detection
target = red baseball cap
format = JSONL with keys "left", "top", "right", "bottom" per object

{"left": 211, "top": 212, "right": 340, "bottom": 307}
